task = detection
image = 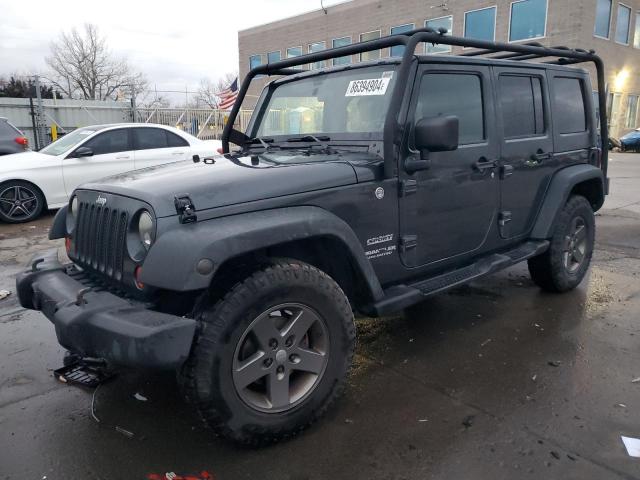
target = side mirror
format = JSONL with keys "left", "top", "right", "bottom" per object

{"left": 415, "top": 115, "right": 459, "bottom": 153}
{"left": 72, "top": 147, "right": 93, "bottom": 158}
{"left": 405, "top": 115, "right": 459, "bottom": 174}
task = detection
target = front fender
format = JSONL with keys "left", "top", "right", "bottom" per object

{"left": 140, "top": 206, "right": 384, "bottom": 299}
{"left": 531, "top": 164, "right": 604, "bottom": 239}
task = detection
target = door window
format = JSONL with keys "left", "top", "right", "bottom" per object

{"left": 499, "top": 75, "right": 545, "bottom": 138}
{"left": 167, "top": 131, "right": 189, "bottom": 147}
{"left": 82, "top": 129, "right": 130, "bottom": 155}
{"left": 134, "top": 128, "right": 168, "bottom": 150}
{"left": 553, "top": 77, "right": 587, "bottom": 133}
{"left": 415, "top": 73, "right": 485, "bottom": 144}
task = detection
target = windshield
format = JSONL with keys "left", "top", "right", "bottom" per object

{"left": 253, "top": 65, "right": 398, "bottom": 139}
{"left": 39, "top": 127, "right": 103, "bottom": 156}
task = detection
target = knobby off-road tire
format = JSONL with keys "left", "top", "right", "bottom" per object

{"left": 179, "top": 259, "right": 356, "bottom": 446}
{"left": 528, "top": 195, "right": 595, "bottom": 292}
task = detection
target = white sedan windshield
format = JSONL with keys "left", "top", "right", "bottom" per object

{"left": 39, "top": 128, "right": 101, "bottom": 156}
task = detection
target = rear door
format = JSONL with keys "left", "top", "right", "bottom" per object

{"left": 133, "top": 127, "right": 189, "bottom": 169}
{"left": 493, "top": 67, "right": 554, "bottom": 239}
{"left": 62, "top": 128, "right": 134, "bottom": 194}
{"left": 399, "top": 64, "right": 500, "bottom": 268}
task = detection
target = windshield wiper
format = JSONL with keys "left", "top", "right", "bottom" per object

{"left": 245, "top": 136, "right": 276, "bottom": 150}
{"left": 286, "top": 134, "right": 330, "bottom": 144}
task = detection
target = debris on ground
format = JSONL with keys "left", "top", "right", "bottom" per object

{"left": 344, "top": 418, "right": 353, "bottom": 424}
{"left": 547, "top": 361, "right": 561, "bottom": 367}
{"left": 133, "top": 392, "right": 148, "bottom": 402}
{"left": 550, "top": 451, "right": 560, "bottom": 460}
{"left": 616, "top": 403, "right": 627, "bottom": 408}
{"left": 480, "top": 339, "right": 492, "bottom": 347}
{"left": 0, "top": 290, "right": 11, "bottom": 301}
{"left": 632, "top": 377, "right": 640, "bottom": 383}
{"left": 115, "top": 426, "right": 135, "bottom": 438}
{"left": 621, "top": 436, "right": 640, "bottom": 457}
{"left": 532, "top": 374, "right": 537, "bottom": 381}
{"left": 462, "top": 415, "right": 475, "bottom": 428}
{"left": 418, "top": 418, "right": 428, "bottom": 423}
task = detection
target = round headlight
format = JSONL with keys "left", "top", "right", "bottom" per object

{"left": 70, "top": 196, "right": 78, "bottom": 218}
{"left": 138, "top": 210, "right": 155, "bottom": 249}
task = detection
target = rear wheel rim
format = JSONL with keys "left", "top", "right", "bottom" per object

{"left": 0, "top": 185, "right": 38, "bottom": 220}
{"left": 563, "top": 216, "right": 588, "bottom": 274}
{"left": 232, "top": 302, "right": 330, "bottom": 413}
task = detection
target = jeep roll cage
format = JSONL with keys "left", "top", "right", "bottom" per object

{"left": 222, "top": 27, "right": 609, "bottom": 183}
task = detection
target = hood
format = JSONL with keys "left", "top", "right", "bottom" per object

{"left": 0, "top": 150, "right": 53, "bottom": 173}
{"left": 79, "top": 151, "right": 371, "bottom": 217}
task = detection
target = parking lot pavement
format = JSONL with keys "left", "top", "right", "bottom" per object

{"left": 1, "top": 154, "right": 639, "bottom": 480}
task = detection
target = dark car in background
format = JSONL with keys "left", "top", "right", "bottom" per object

{"left": 620, "top": 128, "right": 640, "bottom": 152}
{"left": 0, "top": 117, "right": 28, "bottom": 155}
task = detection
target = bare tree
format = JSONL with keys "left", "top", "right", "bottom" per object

{"left": 196, "top": 73, "right": 236, "bottom": 109}
{"left": 45, "top": 24, "right": 147, "bottom": 101}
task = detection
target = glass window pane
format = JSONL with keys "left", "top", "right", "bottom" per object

{"left": 332, "top": 37, "right": 352, "bottom": 65}
{"left": 249, "top": 54, "right": 262, "bottom": 70}
{"left": 390, "top": 23, "right": 414, "bottom": 57}
{"left": 425, "top": 16, "right": 453, "bottom": 53}
{"left": 287, "top": 46, "right": 303, "bottom": 58}
{"left": 134, "top": 128, "right": 168, "bottom": 150}
{"left": 416, "top": 73, "right": 484, "bottom": 144}
{"left": 634, "top": 13, "right": 640, "bottom": 47}
{"left": 360, "top": 31, "right": 381, "bottom": 61}
{"left": 499, "top": 75, "right": 545, "bottom": 137}
{"left": 464, "top": 7, "right": 496, "bottom": 41}
{"left": 616, "top": 4, "right": 631, "bottom": 43}
{"left": 267, "top": 51, "right": 281, "bottom": 63}
{"left": 510, "top": 0, "right": 547, "bottom": 41}
{"left": 595, "top": 0, "right": 613, "bottom": 37}
{"left": 166, "top": 132, "right": 188, "bottom": 147}
{"left": 309, "top": 41, "right": 326, "bottom": 70}
{"left": 553, "top": 77, "right": 586, "bottom": 133}
{"left": 625, "top": 95, "right": 639, "bottom": 128}
{"left": 85, "top": 129, "right": 129, "bottom": 155}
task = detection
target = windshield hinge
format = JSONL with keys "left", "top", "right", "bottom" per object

{"left": 174, "top": 194, "right": 197, "bottom": 224}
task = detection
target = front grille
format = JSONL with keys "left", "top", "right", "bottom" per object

{"left": 74, "top": 201, "right": 128, "bottom": 281}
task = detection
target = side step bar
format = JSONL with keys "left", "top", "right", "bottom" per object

{"left": 366, "top": 240, "right": 549, "bottom": 316}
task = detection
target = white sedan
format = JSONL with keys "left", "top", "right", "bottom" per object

{"left": 0, "top": 123, "right": 221, "bottom": 223}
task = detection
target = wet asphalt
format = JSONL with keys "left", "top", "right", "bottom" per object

{"left": 1, "top": 154, "right": 639, "bottom": 480}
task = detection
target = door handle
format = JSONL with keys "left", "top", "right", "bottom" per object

{"left": 115, "top": 155, "right": 130, "bottom": 159}
{"left": 531, "top": 150, "right": 552, "bottom": 162}
{"left": 171, "top": 151, "right": 185, "bottom": 155}
{"left": 473, "top": 157, "right": 497, "bottom": 172}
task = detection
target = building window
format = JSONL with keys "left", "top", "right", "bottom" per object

{"left": 425, "top": 16, "right": 453, "bottom": 53}
{"left": 249, "top": 54, "right": 262, "bottom": 70}
{"left": 464, "top": 7, "right": 497, "bottom": 42}
{"left": 616, "top": 4, "right": 632, "bottom": 44}
{"left": 332, "top": 36, "right": 352, "bottom": 65}
{"left": 625, "top": 94, "right": 639, "bottom": 128}
{"left": 634, "top": 13, "right": 640, "bottom": 47}
{"left": 309, "top": 41, "right": 326, "bottom": 69}
{"left": 594, "top": 0, "right": 613, "bottom": 37}
{"left": 360, "top": 30, "right": 381, "bottom": 61}
{"left": 390, "top": 23, "right": 415, "bottom": 57}
{"left": 267, "top": 51, "right": 281, "bottom": 63}
{"left": 608, "top": 92, "right": 622, "bottom": 126}
{"left": 499, "top": 75, "right": 545, "bottom": 138}
{"left": 287, "top": 46, "right": 303, "bottom": 58}
{"left": 510, "top": 0, "right": 547, "bottom": 41}
{"left": 416, "top": 73, "right": 485, "bottom": 144}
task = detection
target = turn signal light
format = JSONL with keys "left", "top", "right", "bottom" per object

{"left": 64, "top": 237, "right": 71, "bottom": 255}
{"left": 134, "top": 265, "right": 144, "bottom": 290}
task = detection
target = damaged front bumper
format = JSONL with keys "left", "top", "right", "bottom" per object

{"left": 16, "top": 250, "right": 196, "bottom": 369}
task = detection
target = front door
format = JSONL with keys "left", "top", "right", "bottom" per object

{"left": 493, "top": 67, "right": 554, "bottom": 239}
{"left": 399, "top": 64, "right": 500, "bottom": 268}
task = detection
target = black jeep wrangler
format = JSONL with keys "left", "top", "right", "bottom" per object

{"left": 17, "top": 29, "right": 608, "bottom": 445}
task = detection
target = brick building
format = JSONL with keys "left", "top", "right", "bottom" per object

{"left": 238, "top": 0, "right": 640, "bottom": 138}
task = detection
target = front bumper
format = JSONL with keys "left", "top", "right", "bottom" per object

{"left": 16, "top": 250, "right": 196, "bottom": 369}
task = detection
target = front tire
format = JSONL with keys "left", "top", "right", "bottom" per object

{"left": 180, "top": 259, "right": 355, "bottom": 446}
{"left": 0, "top": 180, "right": 45, "bottom": 223}
{"left": 528, "top": 195, "right": 595, "bottom": 292}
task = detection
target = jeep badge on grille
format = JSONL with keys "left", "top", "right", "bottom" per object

{"left": 96, "top": 195, "right": 107, "bottom": 206}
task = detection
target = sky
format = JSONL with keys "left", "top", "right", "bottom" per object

{"left": 0, "top": 0, "right": 343, "bottom": 100}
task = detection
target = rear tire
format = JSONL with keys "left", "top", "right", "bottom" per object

{"left": 528, "top": 195, "right": 595, "bottom": 292}
{"left": 179, "top": 259, "right": 355, "bottom": 446}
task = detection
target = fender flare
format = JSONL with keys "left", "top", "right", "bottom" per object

{"left": 140, "top": 206, "right": 384, "bottom": 300}
{"left": 49, "top": 206, "right": 68, "bottom": 240}
{"left": 531, "top": 164, "right": 604, "bottom": 239}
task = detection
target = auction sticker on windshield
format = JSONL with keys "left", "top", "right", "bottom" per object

{"left": 345, "top": 72, "right": 393, "bottom": 96}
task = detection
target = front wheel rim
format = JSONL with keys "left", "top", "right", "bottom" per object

{"left": 0, "top": 185, "right": 38, "bottom": 220}
{"left": 232, "top": 302, "right": 330, "bottom": 413}
{"left": 563, "top": 216, "right": 588, "bottom": 274}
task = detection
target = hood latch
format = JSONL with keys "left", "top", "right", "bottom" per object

{"left": 174, "top": 194, "right": 197, "bottom": 224}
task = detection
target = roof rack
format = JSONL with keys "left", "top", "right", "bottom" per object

{"left": 222, "top": 27, "right": 608, "bottom": 182}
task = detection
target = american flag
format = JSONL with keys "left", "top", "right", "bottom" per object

{"left": 218, "top": 78, "right": 239, "bottom": 110}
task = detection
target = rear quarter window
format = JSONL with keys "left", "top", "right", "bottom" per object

{"left": 553, "top": 77, "right": 587, "bottom": 134}
{"left": 0, "top": 120, "right": 20, "bottom": 137}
